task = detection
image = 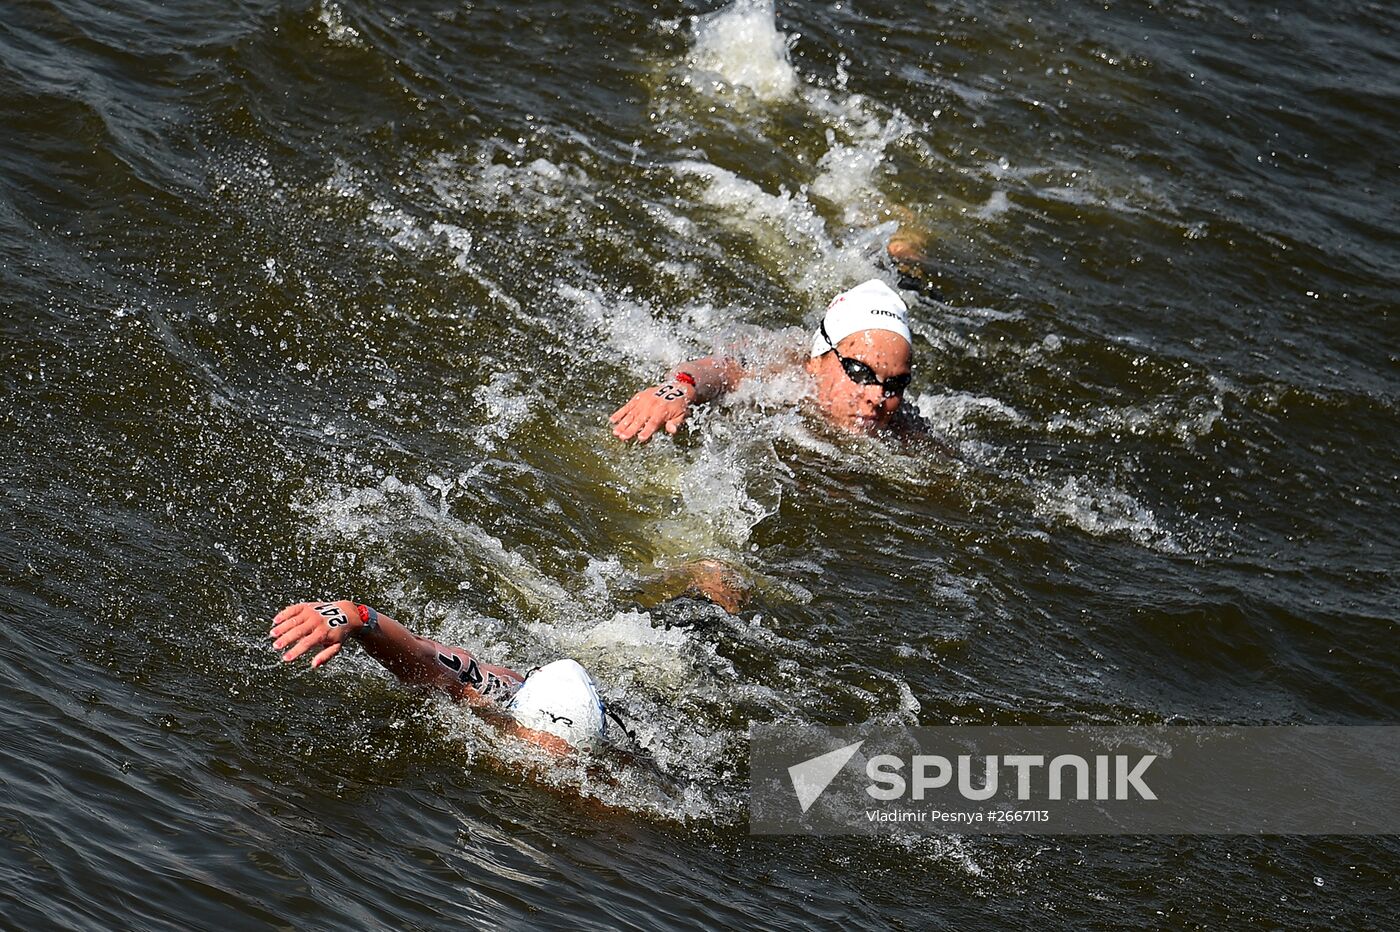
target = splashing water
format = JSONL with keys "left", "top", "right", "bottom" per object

{"left": 687, "top": 0, "right": 799, "bottom": 102}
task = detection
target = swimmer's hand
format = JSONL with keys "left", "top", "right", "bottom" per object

{"left": 609, "top": 379, "right": 696, "bottom": 443}
{"left": 270, "top": 600, "right": 363, "bottom": 668}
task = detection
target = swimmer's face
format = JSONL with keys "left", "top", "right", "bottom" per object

{"left": 806, "top": 329, "right": 912, "bottom": 433}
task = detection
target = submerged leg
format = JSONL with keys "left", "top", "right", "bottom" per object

{"left": 871, "top": 204, "right": 941, "bottom": 298}
{"left": 630, "top": 559, "right": 751, "bottom": 615}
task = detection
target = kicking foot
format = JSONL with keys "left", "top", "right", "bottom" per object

{"left": 629, "top": 559, "right": 751, "bottom": 615}
{"left": 679, "top": 559, "right": 748, "bottom": 615}
{"left": 885, "top": 233, "right": 943, "bottom": 299}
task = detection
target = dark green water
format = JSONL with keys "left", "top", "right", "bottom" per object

{"left": 2, "top": 0, "right": 1397, "bottom": 927}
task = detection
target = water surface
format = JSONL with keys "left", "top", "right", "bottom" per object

{"left": 2, "top": 0, "right": 1397, "bottom": 927}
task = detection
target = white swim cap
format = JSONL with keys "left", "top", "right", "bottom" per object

{"left": 810, "top": 279, "right": 912, "bottom": 358}
{"left": 507, "top": 659, "right": 606, "bottom": 747}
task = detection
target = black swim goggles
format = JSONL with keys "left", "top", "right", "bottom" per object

{"left": 820, "top": 322, "right": 912, "bottom": 398}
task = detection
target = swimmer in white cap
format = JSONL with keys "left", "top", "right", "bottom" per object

{"left": 270, "top": 601, "right": 608, "bottom": 752}
{"left": 610, "top": 277, "right": 930, "bottom": 443}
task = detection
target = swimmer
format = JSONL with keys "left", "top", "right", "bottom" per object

{"left": 270, "top": 601, "right": 607, "bottom": 753}
{"left": 610, "top": 277, "right": 930, "bottom": 443}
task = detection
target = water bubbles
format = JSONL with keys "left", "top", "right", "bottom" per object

{"left": 317, "top": 2, "right": 362, "bottom": 46}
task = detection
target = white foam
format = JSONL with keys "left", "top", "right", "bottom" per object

{"left": 1034, "top": 476, "right": 1180, "bottom": 552}
{"left": 575, "top": 611, "right": 703, "bottom": 688}
{"left": 725, "top": 345, "right": 813, "bottom": 409}
{"left": 296, "top": 476, "right": 575, "bottom": 617}
{"left": 578, "top": 556, "right": 628, "bottom": 609}
{"left": 810, "top": 139, "right": 885, "bottom": 224}
{"left": 914, "top": 391, "right": 1025, "bottom": 437}
{"left": 974, "top": 190, "right": 1011, "bottom": 219}
{"left": 427, "top": 221, "right": 473, "bottom": 270}
{"left": 555, "top": 282, "right": 701, "bottom": 370}
{"left": 1044, "top": 388, "right": 1226, "bottom": 445}
{"left": 677, "top": 426, "right": 783, "bottom": 549}
{"left": 471, "top": 372, "right": 531, "bottom": 452}
{"left": 356, "top": 190, "right": 475, "bottom": 271}
{"left": 672, "top": 159, "right": 882, "bottom": 297}
{"left": 367, "top": 200, "right": 429, "bottom": 250}
{"left": 687, "top": 0, "right": 799, "bottom": 102}
{"left": 805, "top": 96, "right": 914, "bottom": 225}
{"left": 662, "top": 1, "right": 925, "bottom": 299}
{"left": 322, "top": 158, "right": 363, "bottom": 199}
{"left": 422, "top": 148, "right": 592, "bottom": 220}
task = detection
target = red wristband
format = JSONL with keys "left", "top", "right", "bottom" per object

{"left": 673, "top": 371, "right": 697, "bottom": 388}
{"left": 356, "top": 604, "right": 379, "bottom": 634}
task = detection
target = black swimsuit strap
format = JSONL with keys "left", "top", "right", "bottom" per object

{"left": 605, "top": 707, "right": 642, "bottom": 747}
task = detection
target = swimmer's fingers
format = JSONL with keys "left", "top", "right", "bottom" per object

{"left": 643, "top": 399, "right": 690, "bottom": 441}
{"left": 663, "top": 408, "right": 689, "bottom": 435}
{"left": 268, "top": 601, "right": 357, "bottom": 668}
{"left": 612, "top": 386, "right": 690, "bottom": 443}
{"left": 271, "top": 614, "right": 313, "bottom": 650}
{"left": 274, "top": 614, "right": 328, "bottom": 659}
{"left": 272, "top": 601, "right": 315, "bottom": 629}
{"left": 611, "top": 406, "right": 644, "bottom": 441}
{"left": 609, "top": 397, "right": 638, "bottom": 437}
{"left": 613, "top": 417, "right": 641, "bottom": 441}
{"left": 271, "top": 601, "right": 333, "bottom": 640}
{"left": 635, "top": 409, "right": 669, "bottom": 442}
{"left": 607, "top": 398, "right": 633, "bottom": 424}
{"left": 270, "top": 601, "right": 315, "bottom": 638}
{"left": 610, "top": 389, "right": 656, "bottom": 439}
{"left": 612, "top": 401, "right": 654, "bottom": 441}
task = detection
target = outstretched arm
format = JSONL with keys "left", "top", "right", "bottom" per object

{"left": 609, "top": 355, "right": 744, "bottom": 443}
{"left": 270, "top": 601, "right": 523, "bottom": 706}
